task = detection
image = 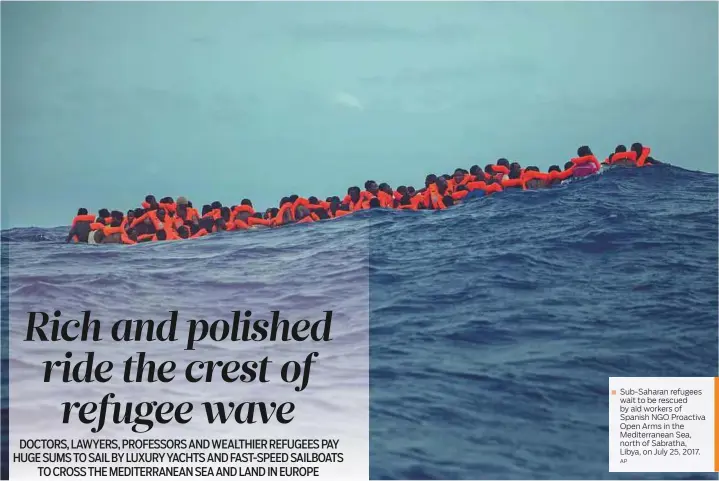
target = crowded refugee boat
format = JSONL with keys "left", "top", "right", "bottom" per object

{"left": 66, "top": 143, "right": 658, "bottom": 245}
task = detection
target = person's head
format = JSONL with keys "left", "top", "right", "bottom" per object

{"left": 268, "top": 207, "right": 279, "bottom": 218}
{"left": 177, "top": 226, "right": 190, "bottom": 239}
{"left": 497, "top": 158, "right": 510, "bottom": 168}
{"left": 364, "top": 180, "right": 378, "bottom": 194}
{"left": 348, "top": 186, "right": 361, "bottom": 202}
{"left": 241, "top": 198, "right": 253, "bottom": 207}
{"left": 484, "top": 164, "right": 495, "bottom": 175}
{"left": 187, "top": 201, "right": 193, "bottom": 208}
{"left": 77, "top": 208, "right": 88, "bottom": 216}
{"left": 369, "top": 198, "right": 381, "bottom": 209}
{"left": 110, "top": 218, "right": 122, "bottom": 228}
{"left": 379, "top": 182, "right": 392, "bottom": 195}
{"left": 315, "top": 209, "right": 329, "bottom": 220}
{"left": 424, "top": 174, "right": 437, "bottom": 187}
{"left": 176, "top": 196, "right": 188, "bottom": 207}
{"left": 407, "top": 186, "right": 416, "bottom": 196}
{"left": 126, "top": 210, "right": 136, "bottom": 223}
{"left": 211, "top": 201, "right": 222, "bottom": 210}
{"left": 160, "top": 197, "right": 173, "bottom": 204}
{"left": 615, "top": 145, "right": 627, "bottom": 153}
{"left": 156, "top": 230, "right": 167, "bottom": 241}
{"left": 548, "top": 165, "right": 561, "bottom": 173}
{"left": 98, "top": 208, "right": 110, "bottom": 219}
{"left": 201, "top": 204, "right": 212, "bottom": 216}
{"left": 469, "top": 165, "right": 481, "bottom": 176}
{"left": 526, "top": 165, "right": 540, "bottom": 172}
{"left": 577, "top": 145, "right": 592, "bottom": 157}
{"left": 453, "top": 169, "right": 465, "bottom": 184}
{"left": 279, "top": 197, "right": 290, "bottom": 207}
{"left": 308, "top": 196, "right": 319, "bottom": 205}
{"left": 436, "top": 176, "right": 448, "bottom": 191}
{"left": 443, "top": 195, "right": 454, "bottom": 208}
{"left": 111, "top": 210, "right": 124, "bottom": 221}
{"left": 399, "top": 194, "right": 412, "bottom": 206}
{"left": 176, "top": 203, "right": 188, "bottom": 219}
{"left": 289, "top": 194, "right": 299, "bottom": 203}
{"left": 134, "top": 208, "right": 145, "bottom": 218}
{"left": 564, "top": 161, "right": 574, "bottom": 170}
{"left": 145, "top": 195, "right": 157, "bottom": 206}
{"left": 630, "top": 142, "right": 643, "bottom": 156}
{"left": 221, "top": 207, "right": 231, "bottom": 222}
{"left": 508, "top": 166, "right": 522, "bottom": 179}
{"left": 156, "top": 208, "right": 167, "bottom": 220}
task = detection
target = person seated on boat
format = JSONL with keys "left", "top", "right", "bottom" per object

{"left": 66, "top": 208, "right": 95, "bottom": 243}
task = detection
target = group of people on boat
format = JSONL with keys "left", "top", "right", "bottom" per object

{"left": 66, "top": 143, "right": 659, "bottom": 245}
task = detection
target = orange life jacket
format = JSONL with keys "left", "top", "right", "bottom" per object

{"left": 501, "top": 178, "right": 526, "bottom": 190}
{"left": 247, "top": 217, "right": 272, "bottom": 227}
{"left": 71, "top": 214, "right": 96, "bottom": 229}
{"left": 605, "top": 151, "right": 637, "bottom": 165}
{"left": 571, "top": 155, "right": 601, "bottom": 171}
{"left": 636, "top": 147, "right": 651, "bottom": 167}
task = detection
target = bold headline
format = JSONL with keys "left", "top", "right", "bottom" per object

{"left": 24, "top": 310, "right": 333, "bottom": 434}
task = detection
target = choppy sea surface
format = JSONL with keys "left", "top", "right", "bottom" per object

{"left": 2, "top": 165, "right": 717, "bottom": 479}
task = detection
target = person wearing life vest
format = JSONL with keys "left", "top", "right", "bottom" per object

{"left": 66, "top": 208, "right": 96, "bottom": 243}
{"left": 469, "top": 165, "right": 485, "bottom": 181}
{"left": 604, "top": 145, "right": 636, "bottom": 166}
{"left": 521, "top": 166, "right": 550, "bottom": 189}
{"left": 501, "top": 165, "right": 526, "bottom": 189}
{"left": 570, "top": 146, "right": 601, "bottom": 177}
{"left": 344, "top": 187, "right": 366, "bottom": 211}
{"left": 377, "top": 183, "right": 394, "bottom": 207}
{"left": 142, "top": 195, "right": 159, "bottom": 211}
{"left": 424, "top": 176, "right": 453, "bottom": 209}
{"left": 630, "top": 142, "right": 653, "bottom": 167}
{"left": 175, "top": 197, "right": 199, "bottom": 227}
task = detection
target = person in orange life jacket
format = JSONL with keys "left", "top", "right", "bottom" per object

{"left": 368, "top": 197, "right": 381, "bottom": 209}
{"left": 546, "top": 165, "right": 563, "bottom": 186}
{"left": 496, "top": 158, "right": 511, "bottom": 170}
{"left": 265, "top": 207, "right": 279, "bottom": 221}
{"left": 522, "top": 166, "right": 549, "bottom": 189}
{"left": 364, "top": 180, "right": 379, "bottom": 198}
{"left": 377, "top": 183, "right": 394, "bottom": 207}
{"left": 96, "top": 209, "right": 111, "bottom": 225}
{"left": 604, "top": 145, "right": 629, "bottom": 165}
{"left": 425, "top": 176, "right": 451, "bottom": 209}
{"left": 630, "top": 142, "right": 658, "bottom": 166}
{"left": 66, "top": 208, "right": 94, "bottom": 243}
{"left": 176, "top": 198, "right": 198, "bottom": 227}
{"left": 570, "top": 145, "right": 601, "bottom": 176}
{"left": 450, "top": 169, "right": 470, "bottom": 188}
{"left": 469, "top": 165, "right": 485, "bottom": 181}
{"left": 423, "top": 174, "right": 438, "bottom": 192}
{"left": 395, "top": 185, "right": 408, "bottom": 200}
{"left": 345, "top": 186, "right": 365, "bottom": 211}
{"left": 143, "top": 195, "right": 159, "bottom": 211}
{"left": 199, "top": 205, "right": 216, "bottom": 232}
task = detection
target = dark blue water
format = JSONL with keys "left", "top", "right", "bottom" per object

{"left": 2, "top": 165, "right": 717, "bottom": 479}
